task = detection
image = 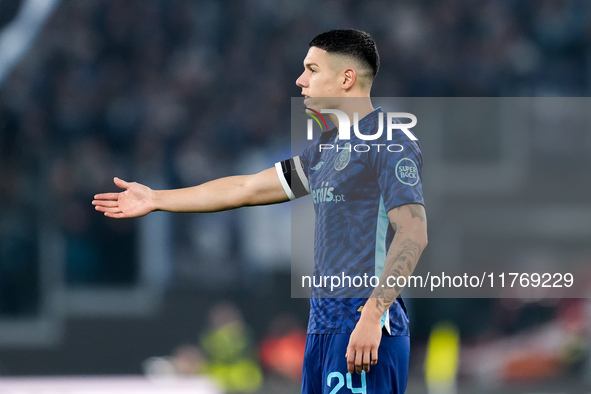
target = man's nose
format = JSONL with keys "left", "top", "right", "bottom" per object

{"left": 296, "top": 73, "right": 306, "bottom": 88}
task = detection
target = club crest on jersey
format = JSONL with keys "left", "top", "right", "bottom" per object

{"left": 395, "top": 158, "right": 419, "bottom": 186}
{"left": 334, "top": 143, "right": 351, "bottom": 171}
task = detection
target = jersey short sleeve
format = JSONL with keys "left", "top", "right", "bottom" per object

{"left": 370, "top": 140, "right": 424, "bottom": 212}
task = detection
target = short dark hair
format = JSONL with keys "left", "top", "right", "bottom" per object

{"left": 309, "top": 29, "right": 380, "bottom": 78}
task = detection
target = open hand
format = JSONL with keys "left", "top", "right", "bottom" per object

{"left": 92, "top": 177, "right": 156, "bottom": 218}
{"left": 345, "top": 314, "right": 382, "bottom": 374}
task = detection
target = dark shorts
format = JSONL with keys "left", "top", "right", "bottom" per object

{"left": 301, "top": 331, "right": 410, "bottom": 394}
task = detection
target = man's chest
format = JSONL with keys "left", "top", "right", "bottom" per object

{"left": 307, "top": 143, "right": 379, "bottom": 208}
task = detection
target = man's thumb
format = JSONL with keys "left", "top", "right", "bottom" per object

{"left": 114, "top": 177, "right": 130, "bottom": 190}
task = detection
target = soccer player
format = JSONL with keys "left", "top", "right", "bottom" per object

{"left": 93, "top": 29, "right": 427, "bottom": 393}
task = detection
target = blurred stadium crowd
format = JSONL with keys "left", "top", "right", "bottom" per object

{"left": 2, "top": 0, "right": 590, "bottom": 307}
{"left": 1, "top": 0, "right": 591, "bottom": 389}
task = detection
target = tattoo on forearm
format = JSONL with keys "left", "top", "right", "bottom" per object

{"left": 372, "top": 238, "right": 423, "bottom": 314}
{"left": 375, "top": 296, "right": 396, "bottom": 315}
{"left": 371, "top": 204, "right": 426, "bottom": 314}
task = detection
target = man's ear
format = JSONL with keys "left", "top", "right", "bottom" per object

{"left": 342, "top": 68, "right": 357, "bottom": 90}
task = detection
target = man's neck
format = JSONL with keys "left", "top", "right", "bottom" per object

{"left": 327, "top": 96, "right": 375, "bottom": 129}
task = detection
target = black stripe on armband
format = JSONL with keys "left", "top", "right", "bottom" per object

{"left": 275, "top": 156, "right": 310, "bottom": 200}
{"left": 288, "top": 158, "right": 309, "bottom": 198}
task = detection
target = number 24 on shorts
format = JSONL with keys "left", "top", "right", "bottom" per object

{"left": 327, "top": 371, "right": 366, "bottom": 394}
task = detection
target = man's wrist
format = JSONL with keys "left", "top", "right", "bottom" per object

{"left": 151, "top": 189, "right": 161, "bottom": 211}
{"left": 360, "top": 298, "right": 388, "bottom": 322}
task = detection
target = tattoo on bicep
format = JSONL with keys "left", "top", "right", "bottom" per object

{"left": 407, "top": 204, "right": 426, "bottom": 222}
{"left": 389, "top": 204, "right": 425, "bottom": 231}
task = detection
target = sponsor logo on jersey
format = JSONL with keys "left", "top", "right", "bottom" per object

{"left": 395, "top": 158, "right": 419, "bottom": 186}
{"left": 311, "top": 181, "right": 345, "bottom": 204}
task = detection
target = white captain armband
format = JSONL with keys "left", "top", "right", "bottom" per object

{"left": 275, "top": 156, "right": 310, "bottom": 200}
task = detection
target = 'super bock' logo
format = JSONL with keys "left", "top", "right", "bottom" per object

{"left": 395, "top": 158, "right": 419, "bottom": 186}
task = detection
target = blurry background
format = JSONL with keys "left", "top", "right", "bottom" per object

{"left": 0, "top": 0, "right": 591, "bottom": 392}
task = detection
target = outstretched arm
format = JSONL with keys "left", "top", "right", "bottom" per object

{"left": 345, "top": 203, "right": 428, "bottom": 374}
{"left": 92, "top": 167, "right": 289, "bottom": 219}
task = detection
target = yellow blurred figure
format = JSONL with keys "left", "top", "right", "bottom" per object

{"left": 425, "top": 321, "right": 460, "bottom": 394}
{"left": 201, "top": 303, "right": 263, "bottom": 393}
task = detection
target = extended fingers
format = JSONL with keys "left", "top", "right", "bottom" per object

{"left": 92, "top": 178, "right": 130, "bottom": 219}
{"left": 92, "top": 200, "right": 119, "bottom": 208}
{"left": 93, "top": 200, "right": 121, "bottom": 215}
{"left": 95, "top": 205, "right": 121, "bottom": 213}
{"left": 103, "top": 211, "right": 126, "bottom": 219}
{"left": 93, "top": 205, "right": 126, "bottom": 218}
{"left": 94, "top": 193, "right": 120, "bottom": 201}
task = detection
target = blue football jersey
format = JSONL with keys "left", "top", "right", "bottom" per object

{"left": 276, "top": 108, "right": 424, "bottom": 335}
